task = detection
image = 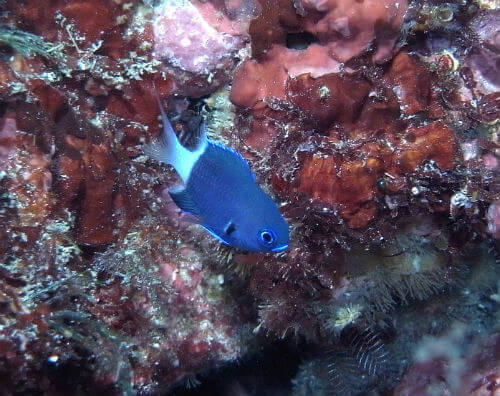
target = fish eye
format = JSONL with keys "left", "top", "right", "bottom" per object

{"left": 258, "top": 229, "right": 275, "bottom": 245}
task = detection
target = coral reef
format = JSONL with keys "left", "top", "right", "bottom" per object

{"left": 0, "top": 0, "right": 499, "bottom": 395}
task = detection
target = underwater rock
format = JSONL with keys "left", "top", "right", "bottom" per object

{"left": 6, "top": 0, "right": 137, "bottom": 59}
{"left": 234, "top": 0, "right": 409, "bottom": 107}
{"left": 88, "top": 220, "right": 254, "bottom": 393}
{"left": 281, "top": 120, "right": 456, "bottom": 227}
{"left": 393, "top": 327, "right": 500, "bottom": 396}
{"left": 0, "top": 0, "right": 499, "bottom": 395}
{"left": 383, "top": 51, "right": 432, "bottom": 117}
{"left": 249, "top": 0, "right": 408, "bottom": 63}
{"left": 0, "top": 215, "right": 253, "bottom": 394}
{"left": 153, "top": 0, "right": 257, "bottom": 97}
{"left": 469, "top": 8, "right": 500, "bottom": 52}
{"left": 0, "top": 111, "right": 53, "bottom": 226}
{"left": 298, "top": 0, "right": 408, "bottom": 63}
{"left": 296, "top": 152, "right": 382, "bottom": 229}
{"left": 248, "top": 0, "right": 301, "bottom": 58}
{"left": 0, "top": 2, "right": 257, "bottom": 390}
{"left": 60, "top": 136, "right": 118, "bottom": 245}
{"left": 233, "top": 50, "right": 459, "bottom": 229}
{"left": 230, "top": 46, "right": 290, "bottom": 108}
{"left": 286, "top": 72, "right": 370, "bottom": 129}
{"left": 464, "top": 46, "right": 500, "bottom": 99}
{"left": 153, "top": 0, "right": 243, "bottom": 75}
{"left": 230, "top": 44, "right": 344, "bottom": 108}
{"left": 455, "top": 8, "right": 500, "bottom": 123}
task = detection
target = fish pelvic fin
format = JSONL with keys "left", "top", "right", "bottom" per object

{"left": 169, "top": 186, "right": 200, "bottom": 217}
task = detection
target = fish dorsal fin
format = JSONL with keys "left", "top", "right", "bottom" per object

{"left": 169, "top": 186, "right": 200, "bottom": 217}
{"left": 143, "top": 91, "right": 207, "bottom": 184}
{"left": 177, "top": 117, "right": 206, "bottom": 150}
{"left": 207, "top": 141, "right": 255, "bottom": 181}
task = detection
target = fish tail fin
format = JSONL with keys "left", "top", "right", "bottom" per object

{"left": 143, "top": 89, "right": 181, "bottom": 166}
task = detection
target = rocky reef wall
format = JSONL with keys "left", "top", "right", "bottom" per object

{"left": 0, "top": 0, "right": 499, "bottom": 394}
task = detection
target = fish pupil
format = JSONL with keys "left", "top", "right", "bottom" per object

{"left": 259, "top": 230, "right": 275, "bottom": 245}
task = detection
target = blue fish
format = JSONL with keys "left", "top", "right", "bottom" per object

{"left": 144, "top": 94, "right": 289, "bottom": 253}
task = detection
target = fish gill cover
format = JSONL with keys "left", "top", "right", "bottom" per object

{"left": 0, "top": 0, "right": 499, "bottom": 395}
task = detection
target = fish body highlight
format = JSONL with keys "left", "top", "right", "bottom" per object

{"left": 145, "top": 96, "right": 289, "bottom": 253}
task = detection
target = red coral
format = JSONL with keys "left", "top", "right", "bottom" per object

{"left": 105, "top": 78, "right": 173, "bottom": 141}
{"left": 58, "top": 3, "right": 118, "bottom": 43}
{"left": 392, "top": 122, "right": 457, "bottom": 174}
{"left": 286, "top": 72, "right": 371, "bottom": 128}
{"left": 78, "top": 141, "right": 117, "bottom": 245}
{"left": 53, "top": 123, "right": 119, "bottom": 246}
{"left": 235, "top": 0, "right": 409, "bottom": 108}
{"left": 288, "top": 121, "right": 457, "bottom": 228}
{"left": 7, "top": 0, "right": 133, "bottom": 58}
{"left": 249, "top": 0, "right": 408, "bottom": 63}
{"left": 230, "top": 48, "right": 290, "bottom": 107}
{"left": 297, "top": 154, "right": 383, "bottom": 228}
{"left": 383, "top": 52, "right": 432, "bottom": 116}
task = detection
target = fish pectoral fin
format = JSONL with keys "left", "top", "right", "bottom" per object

{"left": 223, "top": 221, "right": 236, "bottom": 236}
{"left": 169, "top": 187, "right": 200, "bottom": 217}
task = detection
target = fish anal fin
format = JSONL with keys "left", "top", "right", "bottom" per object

{"left": 181, "top": 213, "right": 202, "bottom": 224}
{"left": 202, "top": 226, "right": 231, "bottom": 245}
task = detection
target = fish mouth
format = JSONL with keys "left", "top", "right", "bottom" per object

{"left": 272, "top": 244, "right": 289, "bottom": 252}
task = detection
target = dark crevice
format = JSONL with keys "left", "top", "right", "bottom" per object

{"left": 286, "top": 32, "right": 318, "bottom": 50}
{"left": 170, "top": 339, "right": 307, "bottom": 396}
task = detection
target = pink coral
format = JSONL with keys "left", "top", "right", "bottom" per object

{"left": 230, "top": 44, "right": 343, "bottom": 107}
{"left": 300, "top": 0, "right": 408, "bottom": 63}
{"left": 487, "top": 201, "right": 500, "bottom": 240}
{"left": 153, "top": 0, "right": 249, "bottom": 76}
